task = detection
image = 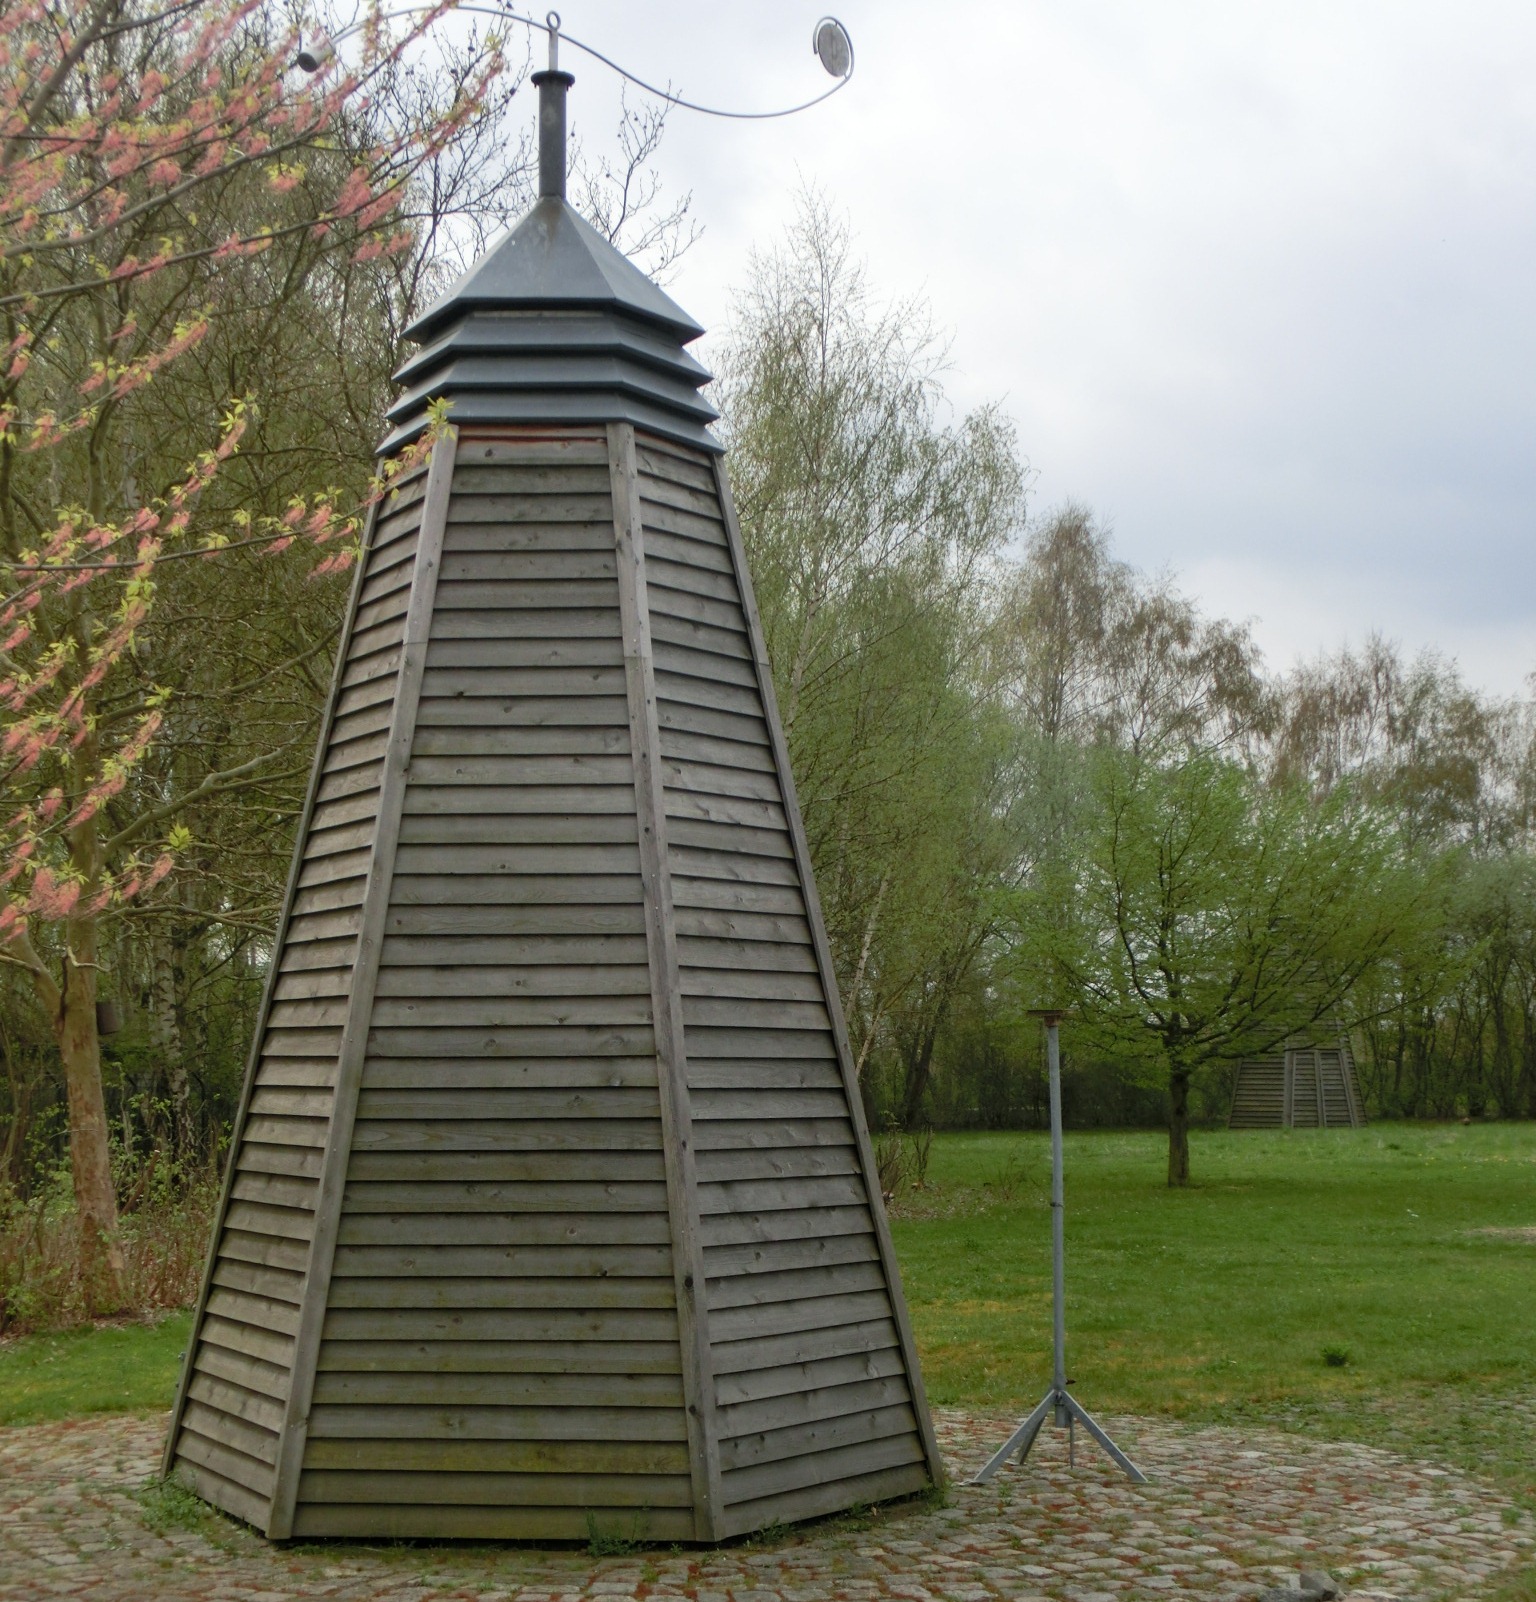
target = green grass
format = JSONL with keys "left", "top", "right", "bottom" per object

{"left": 1, "top": 1124, "right": 1532, "bottom": 1510}
{"left": 892, "top": 1122, "right": 1536, "bottom": 1497}
{"left": 0, "top": 1311, "right": 191, "bottom": 1426}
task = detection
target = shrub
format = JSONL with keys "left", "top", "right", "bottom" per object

{"left": 0, "top": 1161, "right": 217, "bottom": 1334}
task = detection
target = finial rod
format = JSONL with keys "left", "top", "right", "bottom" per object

{"left": 532, "top": 14, "right": 573, "bottom": 202}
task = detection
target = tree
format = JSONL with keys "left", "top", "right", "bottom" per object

{"left": 715, "top": 192, "right": 1027, "bottom": 1121}
{"left": 0, "top": 0, "right": 502, "bottom": 1299}
{"left": 1040, "top": 744, "right": 1412, "bottom": 1185}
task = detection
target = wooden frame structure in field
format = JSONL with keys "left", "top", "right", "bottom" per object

{"left": 1228, "top": 1034, "right": 1366, "bottom": 1129}
{"left": 162, "top": 65, "right": 941, "bottom": 1544}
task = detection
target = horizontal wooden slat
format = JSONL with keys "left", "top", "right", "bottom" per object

{"left": 176, "top": 1435, "right": 275, "bottom": 1505}
{"left": 192, "top": 1343, "right": 292, "bottom": 1407}
{"left": 340, "top": 1180, "right": 670, "bottom": 1214}
{"left": 700, "top": 1204, "right": 876, "bottom": 1250}
{"left": 704, "top": 1232, "right": 880, "bottom": 1281}
{"left": 380, "top": 933, "right": 649, "bottom": 967}
{"left": 211, "top": 1257, "right": 305, "bottom": 1306}
{"left": 309, "top": 1371, "right": 684, "bottom": 1408}
{"left": 358, "top": 1061, "right": 659, "bottom": 1095}
{"left": 228, "top": 1171, "right": 318, "bottom": 1211}
{"left": 296, "top": 1468, "right": 692, "bottom": 1507}
{"left": 329, "top": 1242, "right": 672, "bottom": 1279}
{"left": 186, "top": 1370, "right": 286, "bottom": 1433}
{"left": 181, "top": 1396, "right": 280, "bottom": 1464}
{"left": 315, "top": 1338, "right": 681, "bottom": 1375}
{"left": 347, "top": 1117, "right": 663, "bottom": 1153}
{"left": 199, "top": 1314, "right": 295, "bottom": 1370}
{"left": 288, "top": 1502, "right": 694, "bottom": 1542}
{"left": 353, "top": 1087, "right": 659, "bottom": 1120}
{"left": 363, "top": 1024, "right": 656, "bottom": 1058}
{"left": 300, "top": 1435, "right": 687, "bottom": 1474}
{"left": 306, "top": 1401, "right": 689, "bottom": 1442}
{"left": 172, "top": 1454, "right": 270, "bottom": 1531}
{"left": 718, "top": 1375, "right": 913, "bottom": 1444}
{"left": 713, "top": 1343, "right": 906, "bottom": 1408}
{"left": 720, "top": 1403, "right": 921, "bottom": 1474}
{"left": 709, "top": 1288, "right": 893, "bottom": 1343}
{"left": 324, "top": 1275, "right": 675, "bottom": 1311}
{"left": 706, "top": 1259, "right": 889, "bottom": 1312}
{"left": 386, "top": 901, "right": 646, "bottom": 935}
{"left": 694, "top": 1144, "right": 861, "bottom": 1184}
{"left": 334, "top": 1209, "right": 671, "bottom": 1246}
{"left": 319, "top": 1307, "right": 679, "bottom": 1344}
{"left": 721, "top": 1459, "right": 929, "bottom": 1535}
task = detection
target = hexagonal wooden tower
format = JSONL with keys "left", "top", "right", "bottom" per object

{"left": 163, "top": 70, "right": 940, "bottom": 1543}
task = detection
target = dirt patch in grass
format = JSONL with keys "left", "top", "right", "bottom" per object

{"left": 1470, "top": 1226, "right": 1536, "bottom": 1243}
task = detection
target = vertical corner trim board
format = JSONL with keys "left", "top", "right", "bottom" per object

{"left": 163, "top": 422, "right": 937, "bottom": 1542}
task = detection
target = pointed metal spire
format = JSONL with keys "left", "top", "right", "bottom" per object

{"left": 532, "top": 12, "right": 574, "bottom": 200}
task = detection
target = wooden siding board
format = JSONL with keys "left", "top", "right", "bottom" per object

{"left": 701, "top": 447, "right": 943, "bottom": 1490}
{"left": 608, "top": 420, "right": 723, "bottom": 1539}
{"left": 266, "top": 428, "right": 460, "bottom": 1541}
{"left": 160, "top": 484, "right": 399, "bottom": 1496}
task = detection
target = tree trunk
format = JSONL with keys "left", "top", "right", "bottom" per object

{"left": 1167, "top": 1069, "right": 1191, "bottom": 1187}
{"left": 149, "top": 925, "right": 191, "bottom": 1153}
{"left": 58, "top": 946, "right": 126, "bottom": 1309}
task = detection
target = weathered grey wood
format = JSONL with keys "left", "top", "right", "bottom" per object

{"left": 289, "top": 1502, "right": 695, "bottom": 1542}
{"left": 305, "top": 1401, "right": 690, "bottom": 1441}
{"left": 720, "top": 1402, "right": 920, "bottom": 1476}
{"left": 320, "top": 1306, "right": 680, "bottom": 1343}
{"left": 199, "top": 1315, "right": 296, "bottom": 1370}
{"left": 705, "top": 445, "right": 945, "bottom": 1488}
{"left": 386, "top": 902, "right": 647, "bottom": 936}
{"left": 329, "top": 1241, "right": 673, "bottom": 1278}
{"left": 636, "top": 442, "right": 717, "bottom": 491}
{"left": 694, "top": 1145, "right": 860, "bottom": 1185}
{"left": 690, "top": 1119, "right": 856, "bottom": 1155}
{"left": 161, "top": 486, "right": 395, "bottom": 1483}
{"left": 266, "top": 426, "right": 460, "bottom": 1541}
{"left": 643, "top": 526, "right": 735, "bottom": 574}
{"left": 657, "top": 727, "right": 778, "bottom": 774}
{"left": 301, "top": 1434, "right": 687, "bottom": 1474}
{"left": 609, "top": 420, "right": 723, "bottom": 1541}
{"left": 712, "top": 1344, "right": 906, "bottom": 1408}
{"left": 699, "top": 1203, "right": 875, "bottom": 1249}
{"left": 315, "top": 1338, "right": 682, "bottom": 1374}
{"left": 705, "top": 1259, "right": 888, "bottom": 1311}
{"left": 430, "top": 604, "right": 621, "bottom": 639}
{"left": 352, "top": 1087, "right": 658, "bottom": 1119}
{"left": 187, "top": 1371, "right": 287, "bottom": 1433}
{"left": 311, "top": 1370, "right": 684, "bottom": 1408}
{"left": 192, "top": 1345, "right": 292, "bottom": 1406}
{"left": 335, "top": 1208, "right": 672, "bottom": 1245}
{"left": 322, "top": 1275, "right": 677, "bottom": 1312}
{"left": 380, "top": 933, "right": 649, "bottom": 966}
{"left": 400, "top": 783, "right": 637, "bottom": 817}
{"left": 172, "top": 1456, "right": 270, "bottom": 1531}
{"left": 358, "top": 1060, "right": 660, "bottom": 1094}
{"left": 704, "top": 1232, "right": 879, "bottom": 1280}
{"left": 204, "top": 1286, "right": 303, "bottom": 1337}
{"left": 346, "top": 1116, "right": 663, "bottom": 1154}
{"left": 720, "top": 1459, "right": 929, "bottom": 1535}
{"left": 707, "top": 1288, "right": 894, "bottom": 1344}
{"left": 216, "top": 1228, "right": 311, "bottom": 1272}
{"left": 718, "top": 1374, "right": 913, "bottom": 1443}
{"left": 409, "top": 726, "right": 632, "bottom": 759}
{"left": 176, "top": 1430, "right": 286, "bottom": 1497}
{"left": 339, "top": 1179, "right": 670, "bottom": 1214}
{"left": 685, "top": 1056, "right": 841, "bottom": 1091}
{"left": 648, "top": 609, "right": 754, "bottom": 661}
{"left": 211, "top": 1257, "right": 305, "bottom": 1304}
{"left": 181, "top": 1397, "right": 280, "bottom": 1461}
{"left": 297, "top": 1468, "right": 692, "bottom": 1507}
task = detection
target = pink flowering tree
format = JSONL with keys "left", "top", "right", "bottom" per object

{"left": 0, "top": 0, "right": 501, "bottom": 1301}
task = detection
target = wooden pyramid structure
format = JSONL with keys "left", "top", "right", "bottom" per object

{"left": 1228, "top": 1033, "right": 1366, "bottom": 1129}
{"left": 163, "top": 66, "right": 941, "bottom": 1543}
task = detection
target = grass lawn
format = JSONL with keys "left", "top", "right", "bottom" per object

{"left": 892, "top": 1121, "right": 1536, "bottom": 1499}
{"left": 0, "top": 1312, "right": 191, "bottom": 1428}
{"left": 1, "top": 1122, "right": 1533, "bottom": 1500}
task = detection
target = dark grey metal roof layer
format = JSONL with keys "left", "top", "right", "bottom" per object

{"left": 385, "top": 197, "right": 719, "bottom": 455}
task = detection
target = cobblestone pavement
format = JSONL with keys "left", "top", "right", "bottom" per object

{"left": 1, "top": 1408, "right": 1531, "bottom": 1602}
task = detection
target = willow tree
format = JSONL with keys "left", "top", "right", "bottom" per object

{"left": 715, "top": 192, "right": 1027, "bottom": 1120}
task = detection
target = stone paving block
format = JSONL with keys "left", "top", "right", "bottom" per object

{"left": 1, "top": 1407, "right": 1534, "bottom": 1601}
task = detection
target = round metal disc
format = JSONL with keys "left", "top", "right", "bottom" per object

{"left": 813, "top": 18, "right": 852, "bottom": 78}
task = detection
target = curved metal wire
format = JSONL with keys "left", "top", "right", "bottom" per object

{"left": 311, "top": 4, "right": 854, "bottom": 119}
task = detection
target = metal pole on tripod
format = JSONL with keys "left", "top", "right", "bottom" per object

{"left": 972, "top": 1011, "right": 1147, "bottom": 1485}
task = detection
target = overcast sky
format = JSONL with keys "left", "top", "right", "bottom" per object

{"left": 518, "top": 2, "right": 1536, "bottom": 694}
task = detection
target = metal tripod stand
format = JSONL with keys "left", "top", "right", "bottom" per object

{"left": 972, "top": 1011, "right": 1147, "bottom": 1485}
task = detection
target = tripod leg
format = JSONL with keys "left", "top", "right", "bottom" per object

{"left": 1060, "top": 1393, "right": 1148, "bottom": 1484}
{"left": 971, "top": 1393, "right": 1054, "bottom": 1484}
